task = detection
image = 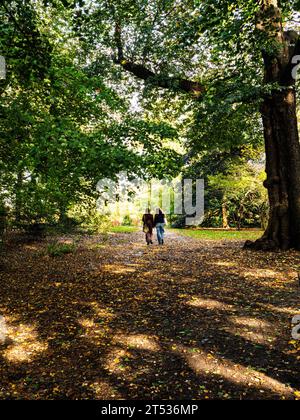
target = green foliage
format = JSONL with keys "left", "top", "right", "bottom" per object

{"left": 177, "top": 143, "right": 267, "bottom": 229}
{"left": 4, "top": 0, "right": 299, "bottom": 233}
{"left": 47, "top": 241, "right": 76, "bottom": 257}
{"left": 207, "top": 161, "right": 267, "bottom": 229}
{"left": 172, "top": 228, "right": 263, "bottom": 242}
{"left": 0, "top": 0, "right": 181, "bottom": 232}
{"left": 68, "top": 200, "right": 111, "bottom": 234}
{"left": 110, "top": 226, "right": 138, "bottom": 233}
{"left": 122, "top": 214, "right": 133, "bottom": 226}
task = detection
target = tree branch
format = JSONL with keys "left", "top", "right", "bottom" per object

{"left": 116, "top": 59, "right": 204, "bottom": 96}
{"left": 113, "top": 20, "right": 205, "bottom": 97}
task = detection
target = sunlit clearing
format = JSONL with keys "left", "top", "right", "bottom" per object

{"left": 229, "top": 317, "right": 271, "bottom": 328}
{"left": 186, "top": 296, "right": 233, "bottom": 311}
{"left": 23, "top": 245, "right": 38, "bottom": 251}
{"left": 174, "top": 345, "right": 293, "bottom": 397}
{"left": 78, "top": 317, "right": 110, "bottom": 343}
{"left": 226, "top": 316, "right": 274, "bottom": 345}
{"left": 113, "top": 334, "right": 160, "bottom": 351}
{"left": 105, "top": 347, "right": 132, "bottom": 373}
{"left": 257, "top": 302, "right": 299, "bottom": 315}
{"left": 78, "top": 304, "right": 115, "bottom": 343}
{"left": 79, "top": 318, "right": 97, "bottom": 329}
{"left": 102, "top": 264, "right": 136, "bottom": 274}
{"left": 244, "top": 269, "right": 284, "bottom": 279}
{"left": 87, "top": 380, "right": 122, "bottom": 399}
{"left": 89, "top": 302, "right": 116, "bottom": 320}
{"left": 180, "top": 277, "right": 197, "bottom": 284}
{"left": 3, "top": 322, "right": 48, "bottom": 363}
{"left": 57, "top": 239, "right": 74, "bottom": 245}
{"left": 213, "top": 261, "right": 236, "bottom": 267}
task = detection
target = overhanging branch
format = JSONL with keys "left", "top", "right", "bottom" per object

{"left": 113, "top": 20, "right": 205, "bottom": 98}
{"left": 116, "top": 59, "right": 204, "bottom": 96}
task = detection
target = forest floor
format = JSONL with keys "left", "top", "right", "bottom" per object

{"left": 0, "top": 230, "right": 299, "bottom": 400}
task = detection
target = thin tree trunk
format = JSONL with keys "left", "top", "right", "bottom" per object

{"left": 15, "top": 171, "right": 22, "bottom": 224}
{"left": 0, "top": 200, "right": 7, "bottom": 243}
{"left": 222, "top": 200, "right": 229, "bottom": 229}
{"left": 59, "top": 208, "right": 67, "bottom": 224}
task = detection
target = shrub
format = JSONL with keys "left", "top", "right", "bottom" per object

{"left": 122, "top": 214, "right": 133, "bottom": 226}
{"left": 47, "top": 242, "right": 76, "bottom": 257}
{"left": 68, "top": 201, "right": 111, "bottom": 234}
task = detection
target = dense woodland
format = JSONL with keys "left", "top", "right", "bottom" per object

{"left": 1, "top": 0, "right": 300, "bottom": 244}
{"left": 1, "top": 0, "right": 300, "bottom": 402}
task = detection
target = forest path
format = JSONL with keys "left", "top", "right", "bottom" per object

{"left": 0, "top": 230, "right": 299, "bottom": 399}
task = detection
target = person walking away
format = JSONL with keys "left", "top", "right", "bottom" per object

{"left": 142, "top": 209, "right": 154, "bottom": 245}
{"left": 154, "top": 208, "right": 166, "bottom": 245}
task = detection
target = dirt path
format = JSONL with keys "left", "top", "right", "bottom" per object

{"left": 0, "top": 230, "right": 299, "bottom": 399}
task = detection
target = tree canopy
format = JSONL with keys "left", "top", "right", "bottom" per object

{"left": 2, "top": 0, "right": 300, "bottom": 247}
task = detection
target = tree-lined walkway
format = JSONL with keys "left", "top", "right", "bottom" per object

{"left": 0, "top": 231, "right": 299, "bottom": 399}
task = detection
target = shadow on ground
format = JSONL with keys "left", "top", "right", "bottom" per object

{"left": 0, "top": 231, "right": 299, "bottom": 399}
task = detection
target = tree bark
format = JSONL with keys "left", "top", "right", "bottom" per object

{"left": 246, "top": 88, "right": 300, "bottom": 250}
{"left": 0, "top": 200, "right": 7, "bottom": 244}
{"left": 222, "top": 200, "right": 229, "bottom": 229}
{"left": 15, "top": 171, "right": 23, "bottom": 224}
{"left": 113, "top": 21, "right": 204, "bottom": 97}
{"left": 245, "top": 0, "right": 300, "bottom": 250}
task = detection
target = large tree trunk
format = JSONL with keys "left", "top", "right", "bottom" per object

{"left": 245, "top": 0, "right": 300, "bottom": 251}
{"left": 247, "top": 89, "right": 300, "bottom": 250}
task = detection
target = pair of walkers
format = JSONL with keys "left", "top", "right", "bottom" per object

{"left": 142, "top": 208, "right": 166, "bottom": 245}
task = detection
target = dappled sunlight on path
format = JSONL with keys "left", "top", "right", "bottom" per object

{"left": 0, "top": 230, "right": 299, "bottom": 399}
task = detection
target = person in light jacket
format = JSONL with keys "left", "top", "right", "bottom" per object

{"left": 154, "top": 208, "right": 166, "bottom": 245}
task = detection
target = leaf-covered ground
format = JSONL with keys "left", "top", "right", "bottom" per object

{"left": 0, "top": 230, "right": 299, "bottom": 400}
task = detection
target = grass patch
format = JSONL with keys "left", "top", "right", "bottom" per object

{"left": 110, "top": 226, "right": 139, "bottom": 234}
{"left": 172, "top": 228, "right": 263, "bottom": 241}
{"left": 47, "top": 242, "right": 76, "bottom": 257}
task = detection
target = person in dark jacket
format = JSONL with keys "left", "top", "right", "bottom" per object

{"left": 154, "top": 208, "right": 166, "bottom": 245}
{"left": 142, "top": 208, "right": 154, "bottom": 245}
